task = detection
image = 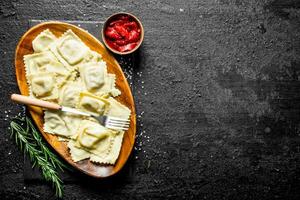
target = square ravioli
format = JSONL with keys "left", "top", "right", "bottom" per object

{"left": 32, "top": 29, "right": 57, "bottom": 52}
{"left": 44, "top": 110, "right": 83, "bottom": 137}
{"left": 89, "top": 131, "right": 124, "bottom": 164}
{"left": 24, "top": 51, "right": 71, "bottom": 87}
{"left": 106, "top": 97, "right": 131, "bottom": 120}
{"left": 78, "top": 61, "right": 106, "bottom": 91}
{"left": 50, "top": 30, "right": 90, "bottom": 68}
{"left": 68, "top": 120, "right": 120, "bottom": 163}
{"left": 101, "top": 74, "right": 121, "bottom": 97}
{"left": 43, "top": 60, "right": 71, "bottom": 87}
{"left": 78, "top": 61, "right": 121, "bottom": 96}
{"left": 24, "top": 51, "right": 58, "bottom": 76}
{"left": 59, "top": 81, "right": 85, "bottom": 107}
{"left": 28, "top": 72, "right": 58, "bottom": 100}
{"left": 77, "top": 92, "right": 110, "bottom": 116}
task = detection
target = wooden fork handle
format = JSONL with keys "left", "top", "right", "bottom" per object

{"left": 11, "top": 94, "right": 61, "bottom": 110}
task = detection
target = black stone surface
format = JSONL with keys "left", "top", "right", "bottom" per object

{"left": 0, "top": 0, "right": 300, "bottom": 199}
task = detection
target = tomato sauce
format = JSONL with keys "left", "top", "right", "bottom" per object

{"left": 104, "top": 14, "right": 141, "bottom": 53}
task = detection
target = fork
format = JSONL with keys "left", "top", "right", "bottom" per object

{"left": 11, "top": 94, "right": 130, "bottom": 131}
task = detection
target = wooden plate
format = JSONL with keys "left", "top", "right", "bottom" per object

{"left": 14, "top": 21, "right": 136, "bottom": 178}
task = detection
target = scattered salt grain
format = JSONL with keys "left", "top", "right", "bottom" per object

{"left": 119, "top": 57, "right": 151, "bottom": 160}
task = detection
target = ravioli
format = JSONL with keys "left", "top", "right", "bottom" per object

{"left": 43, "top": 60, "right": 70, "bottom": 86}
{"left": 63, "top": 112, "right": 84, "bottom": 136}
{"left": 24, "top": 51, "right": 70, "bottom": 87}
{"left": 68, "top": 140, "right": 91, "bottom": 162}
{"left": 75, "top": 120, "right": 111, "bottom": 151}
{"left": 24, "top": 51, "right": 58, "bottom": 76}
{"left": 44, "top": 110, "right": 69, "bottom": 136}
{"left": 68, "top": 120, "right": 116, "bottom": 162}
{"left": 106, "top": 97, "right": 131, "bottom": 119}
{"left": 79, "top": 61, "right": 106, "bottom": 91}
{"left": 59, "top": 81, "right": 84, "bottom": 107}
{"left": 28, "top": 72, "right": 58, "bottom": 100}
{"left": 78, "top": 61, "right": 121, "bottom": 96}
{"left": 88, "top": 98, "right": 131, "bottom": 164}
{"left": 84, "top": 50, "right": 103, "bottom": 63}
{"left": 89, "top": 51, "right": 102, "bottom": 62}
{"left": 24, "top": 28, "right": 131, "bottom": 165}
{"left": 90, "top": 131, "right": 124, "bottom": 164}
{"left": 77, "top": 92, "right": 110, "bottom": 116}
{"left": 101, "top": 74, "right": 121, "bottom": 97}
{"left": 44, "top": 110, "right": 83, "bottom": 137}
{"left": 50, "top": 30, "right": 90, "bottom": 69}
{"left": 32, "top": 29, "right": 57, "bottom": 52}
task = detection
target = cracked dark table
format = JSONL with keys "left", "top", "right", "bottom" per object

{"left": 0, "top": 0, "right": 299, "bottom": 199}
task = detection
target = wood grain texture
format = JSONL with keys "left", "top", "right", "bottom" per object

{"left": 14, "top": 21, "right": 136, "bottom": 178}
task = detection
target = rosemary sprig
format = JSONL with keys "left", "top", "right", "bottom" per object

{"left": 10, "top": 116, "right": 67, "bottom": 198}
{"left": 25, "top": 117, "right": 68, "bottom": 171}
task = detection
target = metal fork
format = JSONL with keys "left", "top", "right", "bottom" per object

{"left": 11, "top": 94, "right": 130, "bottom": 131}
{"left": 94, "top": 115, "right": 130, "bottom": 131}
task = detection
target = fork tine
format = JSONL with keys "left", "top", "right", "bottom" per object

{"left": 105, "top": 124, "right": 129, "bottom": 131}
{"left": 107, "top": 122, "right": 130, "bottom": 128}
{"left": 107, "top": 119, "right": 130, "bottom": 125}
{"left": 107, "top": 116, "right": 130, "bottom": 122}
{"left": 104, "top": 116, "right": 131, "bottom": 131}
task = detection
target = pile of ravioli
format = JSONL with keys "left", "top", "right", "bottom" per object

{"left": 23, "top": 29, "right": 131, "bottom": 164}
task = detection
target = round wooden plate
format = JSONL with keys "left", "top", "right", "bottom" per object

{"left": 14, "top": 21, "right": 136, "bottom": 178}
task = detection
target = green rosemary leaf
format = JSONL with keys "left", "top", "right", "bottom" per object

{"left": 25, "top": 117, "right": 69, "bottom": 171}
{"left": 10, "top": 116, "right": 65, "bottom": 198}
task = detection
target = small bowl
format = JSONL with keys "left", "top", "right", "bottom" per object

{"left": 102, "top": 12, "right": 144, "bottom": 55}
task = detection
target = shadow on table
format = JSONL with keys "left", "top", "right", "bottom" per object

{"left": 24, "top": 153, "right": 137, "bottom": 191}
{"left": 69, "top": 154, "right": 137, "bottom": 187}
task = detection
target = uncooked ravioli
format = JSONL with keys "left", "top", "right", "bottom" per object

{"left": 77, "top": 92, "right": 110, "bottom": 116}
{"left": 32, "top": 29, "right": 57, "bottom": 52}
{"left": 28, "top": 72, "right": 58, "bottom": 100}
{"left": 59, "top": 81, "right": 84, "bottom": 107}
{"left": 24, "top": 28, "right": 131, "bottom": 165}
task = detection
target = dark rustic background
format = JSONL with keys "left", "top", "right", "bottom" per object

{"left": 0, "top": 0, "right": 300, "bottom": 199}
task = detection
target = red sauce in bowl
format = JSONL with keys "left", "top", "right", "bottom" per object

{"left": 103, "top": 14, "right": 142, "bottom": 53}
